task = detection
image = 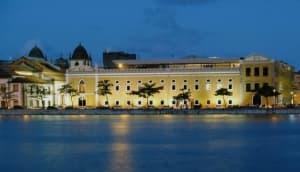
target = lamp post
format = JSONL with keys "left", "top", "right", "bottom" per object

{"left": 273, "top": 89, "right": 276, "bottom": 109}
{"left": 291, "top": 91, "right": 294, "bottom": 106}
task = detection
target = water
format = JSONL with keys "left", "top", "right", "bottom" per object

{"left": 1, "top": 114, "right": 300, "bottom": 172}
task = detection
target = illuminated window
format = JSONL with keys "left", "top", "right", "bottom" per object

{"left": 0, "top": 84, "right": 6, "bottom": 92}
{"left": 79, "top": 80, "right": 85, "bottom": 93}
{"left": 13, "top": 84, "right": 19, "bottom": 92}
{"left": 206, "top": 80, "right": 211, "bottom": 91}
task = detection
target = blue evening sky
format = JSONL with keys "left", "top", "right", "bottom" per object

{"left": 1, "top": 0, "right": 300, "bottom": 69}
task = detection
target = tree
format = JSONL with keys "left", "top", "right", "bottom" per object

{"left": 215, "top": 88, "right": 232, "bottom": 108}
{"left": 256, "top": 85, "right": 280, "bottom": 107}
{"left": 173, "top": 88, "right": 191, "bottom": 109}
{"left": 96, "top": 80, "right": 113, "bottom": 107}
{"left": 0, "top": 85, "right": 16, "bottom": 109}
{"left": 129, "top": 82, "right": 163, "bottom": 108}
{"left": 26, "top": 84, "right": 51, "bottom": 108}
{"left": 58, "top": 83, "right": 78, "bottom": 108}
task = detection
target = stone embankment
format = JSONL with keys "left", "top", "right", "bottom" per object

{"left": 0, "top": 108, "right": 300, "bottom": 115}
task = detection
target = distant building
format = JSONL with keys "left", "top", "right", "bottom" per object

{"left": 0, "top": 46, "right": 65, "bottom": 109}
{"left": 103, "top": 51, "right": 136, "bottom": 68}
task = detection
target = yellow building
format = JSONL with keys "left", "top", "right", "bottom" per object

{"left": 66, "top": 45, "right": 294, "bottom": 109}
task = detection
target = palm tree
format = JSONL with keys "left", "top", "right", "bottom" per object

{"left": 215, "top": 88, "right": 232, "bottom": 108}
{"left": 58, "top": 83, "right": 78, "bottom": 108}
{"left": 129, "top": 82, "right": 163, "bottom": 108}
{"left": 256, "top": 85, "right": 280, "bottom": 107}
{"left": 96, "top": 80, "right": 113, "bottom": 107}
{"left": 173, "top": 88, "right": 191, "bottom": 109}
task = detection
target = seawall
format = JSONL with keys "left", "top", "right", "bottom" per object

{"left": 0, "top": 108, "right": 300, "bottom": 115}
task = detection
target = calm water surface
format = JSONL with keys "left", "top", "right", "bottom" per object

{"left": 1, "top": 114, "right": 300, "bottom": 172}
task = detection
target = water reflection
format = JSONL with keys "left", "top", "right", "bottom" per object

{"left": 109, "top": 115, "right": 133, "bottom": 172}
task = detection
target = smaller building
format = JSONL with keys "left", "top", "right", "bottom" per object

{"left": 103, "top": 51, "right": 136, "bottom": 68}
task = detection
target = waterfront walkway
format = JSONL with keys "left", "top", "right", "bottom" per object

{"left": 0, "top": 108, "right": 300, "bottom": 115}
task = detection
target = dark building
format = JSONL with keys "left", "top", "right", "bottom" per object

{"left": 103, "top": 51, "right": 136, "bottom": 68}
{"left": 55, "top": 56, "right": 69, "bottom": 72}
{"left": 28, "top": 45, "right": 46, "bottom": 60}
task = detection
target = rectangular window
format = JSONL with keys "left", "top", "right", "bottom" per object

{"left": 246, "top": 83, "right": 251, "bottom": 92}
{"left": 228, "top": 84, "right": 232, "bottom": 90}
{"left": 183, "top": 85, "right": 187, "bottom": 90}
{"left": 263, "top": 83, "right": 268, "bottom": 87}
{"left": 115, "top": 85, "right": 119, "bottom": 91}
{"left": 263, "top": 67, "right": 268, "bottom": 76}
{"left": 207, "top": 100, "right": 210, "bottom": 105}
{"left": 246, "top": 68, "right": 251, "bottom": 76}
{"left": 160, "top": 100, "right": 164, "bottom": 105}
{"left": 194, "top": 100, "right": 199, "bottom": 105}
{"left": 172, "top": 85, "right": 176, "bottom": 90}
{"left": 254, "top": 67, "right": 259, "bottom": 76}
{"left": 255, "top": 83, "right": 260, "bottom": 91}
{"left": 126, "top": 85, "right": 131, "bottom": 91}
{"left": 229, "top": 100, "right": 232, "bottom": 105}
{"left": 218, "top": 100, "right": 221, "bottom": 105}
{"left": 195, "top": 85, "right": 199, "bottom": 90}
{"left": 0, "top": 84, "right": 6, "bottom": 91}
{"left": 13, "top": 84, "right": 18, "bottom": 92}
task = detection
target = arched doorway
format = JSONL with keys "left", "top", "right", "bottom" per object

{"left": 253, "top": 93, "right": 261, "bottom": 106}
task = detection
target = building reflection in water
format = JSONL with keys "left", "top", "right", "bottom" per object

{"left": 109, "top": 114, "right": 133, "bottom": 172}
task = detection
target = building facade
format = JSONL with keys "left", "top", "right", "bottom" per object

{"left": 65, "top": 46, "right": 294, "bottom": 109}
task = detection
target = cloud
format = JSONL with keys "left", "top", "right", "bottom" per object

{"left": 128, "top": 7, "right": 205, "bottom": 57}
{"left": 156, "top": 0, "right": 217, "bottom": 6}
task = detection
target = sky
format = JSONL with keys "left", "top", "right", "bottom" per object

{"left": 1, "top": 0, "right": 300, "bottom": 69}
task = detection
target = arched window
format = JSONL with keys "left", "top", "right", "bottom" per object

{"left": 79, "top": 80, "right": 85, "bottom": 93}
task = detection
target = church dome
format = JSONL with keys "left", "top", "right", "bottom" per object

{"left": 71, "top": 44, "right": 89, "bottom": 60}
{"left": 28, "top": 46, "right": 45, "bottom": 59}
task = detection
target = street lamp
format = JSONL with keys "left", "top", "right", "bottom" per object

{"left": 291, "top": 91, "right": 295, "bottom": 105}
{"left": 273, "top": 89, "right": 276, "bottom": 109}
